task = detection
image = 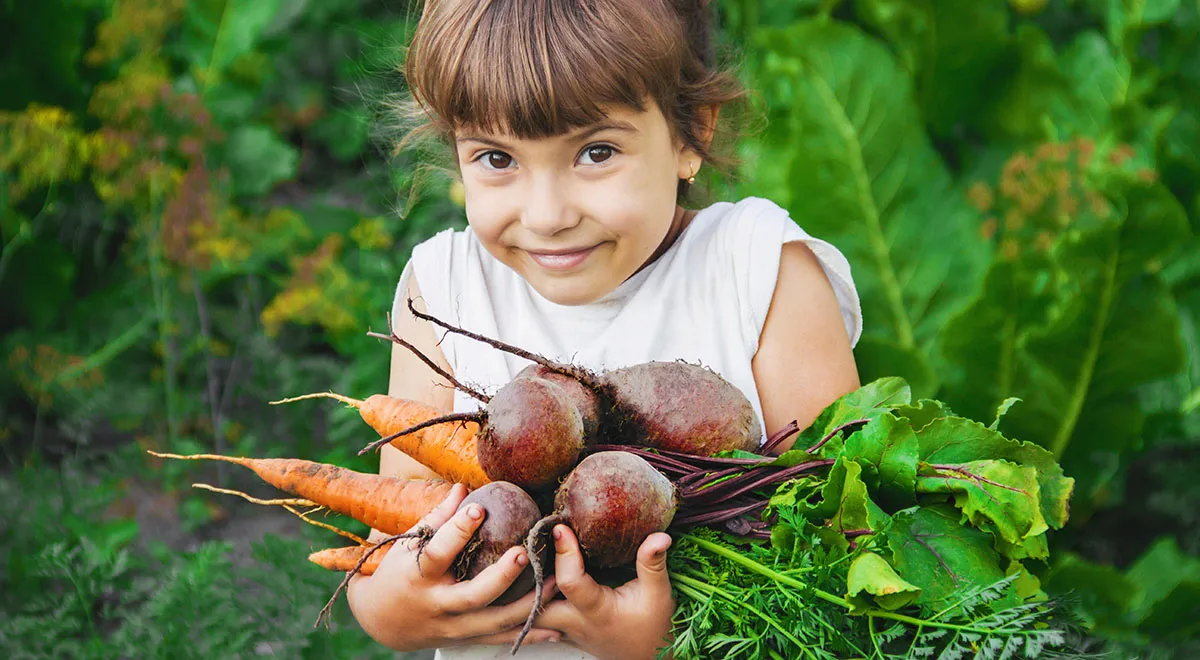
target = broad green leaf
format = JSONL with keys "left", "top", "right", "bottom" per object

{"left": 1139, "top": 581, "right": 1200, "bottom": 638}
{"left": 983, "top": 24, "right": 1069, "bottom": 140}
{"left": 855, "top": 0, "right": 1012, "bottom": 138}
{"left": 749, "top": 21, "right": 988, "bottom": 372}
{"left": 1045, "top": 553, "right": 1139, "bottom": 630}
{"left": 1094, "top": 0, "right": 1183, "bottom": 47}
{"left": 1002, "top": 181, "right": 1189, "bottom": 508}
{"left": 844, "top": 413, "right": 919, "bottom": 509}
{"left": 1006, "top": 561, "right": 1045, "bottom": 601}
{"left": 916, "top": 459, "right": 1048, "bottom": 544}
{"left": 793, "top": 377, "right": 911, "bottom": 458}
{"left": 990, "top": 398, "right": 1022, "bottom": 431}
{"left": 939, "top": 254, "right": 1057, "bottom": 427}
{"left": 1050, "top": 31, "right": 1131, "bottom": 134}
{"left": 991, "top": 526, "right": 1050, "bottom": 561}
{"left": 846, "top": 552, "right": 921, "bottom": 611}
{"left": 891, "top": 399, "right": 955, "bottom": 432}
{"left": 885, "top": 506, "right": 1007, "bottom": 605}
{"left": 207, "top": 0, "right": 285, "bottom": 81}
{"left": 223, "top": 125, "right": 299, "bottom": 197}
{"left": 1126, "top": 537, "right": 1200, "bottom": 626}
{"left": 915, "top": 417, "right": 1074, "bottom": 529}
{"left": 807, "top": 457, "right": 890, "bottom": 534}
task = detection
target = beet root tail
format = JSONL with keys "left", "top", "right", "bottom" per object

{"left": 513, "top": 513, "right": 565, "bottom": 655}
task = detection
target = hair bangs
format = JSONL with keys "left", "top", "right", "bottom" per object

{"left": 409, "top": 0, "right": 686, "bottom": 139}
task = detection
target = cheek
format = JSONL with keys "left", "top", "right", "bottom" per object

{"left": 589, "top": 166, "right": 678, "bottom": 243}
{"left": 463, "top": 186, "right": 510, "bottom": 244}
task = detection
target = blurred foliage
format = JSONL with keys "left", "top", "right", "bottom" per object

{"left": 1, "top": 0, "right": 1198, "bottom": 657}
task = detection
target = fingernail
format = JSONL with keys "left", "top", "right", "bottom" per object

{"left": 552, "top": 526, "right": 562, "bottom": 540}
{"left": 515, "top": 551, "right": 528, "bottom": 566}
{"left": 467, "top": 504, "right": 483, "bottom": 519}
{"left": 547, "top": 636, "right": 560, "bottom": 643}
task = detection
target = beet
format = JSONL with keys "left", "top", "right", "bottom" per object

{"left": 515, "top": 363, "right": 601, "bottom": 441}
{"left": 453, "top": 481, "right": 544, "bottom": 606}
{"left": 601, "top": 361, "right": 763, "bottom": 455}
{"left": 476, "top": 373, "right": 585, "bottom": 489}
{"left": 514, "top": 451, "right": 676, "bottom": 652}
{"left": 387, "top": 301, "right": 763, "bottom": 473}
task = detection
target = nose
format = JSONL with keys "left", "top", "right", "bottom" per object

{"left": 520, "top": 174, "right": 580, "bottom": 236}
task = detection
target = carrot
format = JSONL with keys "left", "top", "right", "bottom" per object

{"left": 271, "top": 392, "right": 489, "bottom": 489}
{"left": 309, "top": 544, "right": 391, "bottom": 575}
{"left": 148, "top": 451, "right": 452, "bottom": 535}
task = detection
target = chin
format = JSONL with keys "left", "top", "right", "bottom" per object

{"left": 528, "top": 278, "right": 607, "bottom": 306}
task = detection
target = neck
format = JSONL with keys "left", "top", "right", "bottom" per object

{"left": 632, "top": 205, "right": 692, "bottom": 278}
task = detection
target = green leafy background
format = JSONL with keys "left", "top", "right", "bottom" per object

{"left": 1, "top": 0, "right": 1197, "bottom": 657}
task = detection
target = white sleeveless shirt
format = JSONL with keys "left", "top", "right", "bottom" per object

{"left": 391, "top": 196, "right": 862, "bottom": 660}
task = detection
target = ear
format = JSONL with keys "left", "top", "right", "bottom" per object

{"left": 695, "top": 104, "right": 720, "bottom": 152}
{"left": 676, "top": 104, "right": 721, "bottom": 178}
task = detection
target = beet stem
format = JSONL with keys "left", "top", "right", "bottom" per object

{"left": 672, "top": 499, "right": 768, "bottom": 527}
{"left": 805, "top": 418, "right": 871, "bottom": 454}
{"left": 406, "top": 298, "right": 604, "bottom": 391}
{"left": 761, "top": 420, "right": 800, "bottom": 454}
{"left": 585, "top": 445, "right": 701, "bottom": 473}
{"left": 681, "top": 460, "right": 834, "bottom": 506}
{"left": 515, "top": 513, "right": 564, "bottom": 655}
{"left": 369, "top": 316, "right": 490, "bottom": 404}
{"left": 358, "top": 411, "right": 484, "bottom": 455}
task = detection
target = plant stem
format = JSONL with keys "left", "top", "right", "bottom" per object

{"left": 682, "top": 533, "right": 851, "bottom": 609}
{"left": 671, "top": 572, "right": 815, "bottom": 660}
{"left": 681, "top": 534, "right": 1024, "bottom": 636}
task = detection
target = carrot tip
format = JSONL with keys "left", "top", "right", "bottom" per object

{"left": 269, "top": 391, "right": 364, "bottom": 407}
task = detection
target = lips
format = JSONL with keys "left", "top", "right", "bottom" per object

{"left": 526, "top": 245, "right": 598, "bottom": 271}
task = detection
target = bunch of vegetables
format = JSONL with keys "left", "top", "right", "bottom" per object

{"left": 154, "top": 303, "right": 1081, "bottom": 658}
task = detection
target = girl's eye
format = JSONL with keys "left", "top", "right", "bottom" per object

{"left": 481, "top": 151, "right": 514, "bottom": 170}
{"left": 579, "top": 145, "right": 614, "bottom": 165}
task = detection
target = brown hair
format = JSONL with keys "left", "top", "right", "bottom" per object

{"left": 397, "top": 0, "right": 745, "bottom": 199}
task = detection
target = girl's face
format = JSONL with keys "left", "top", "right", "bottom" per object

{"left": 454, "top": 102, "right": 697, "bottom": 306}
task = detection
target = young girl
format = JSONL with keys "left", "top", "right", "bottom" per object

{"left": 346, "top": 1, "right": 862, "bottom": 658}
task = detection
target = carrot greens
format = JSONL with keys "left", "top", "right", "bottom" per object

{"left": 658, "top": 377, "right": 1086, "bottom": 659}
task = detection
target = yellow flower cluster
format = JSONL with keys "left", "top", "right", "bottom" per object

{"left": 86, "top": 0, "right": 184, "bottom": 66}
{"left": 260, "top": 235, "right": 368, "bottom": 338}
{"left": 0, "top": 105, "right": 101, "bottom": 202}
{"left": 349, "top": 217, "right": 394, "bottom": 251}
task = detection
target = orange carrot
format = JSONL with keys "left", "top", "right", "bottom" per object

{"left": 148, "top": 451, "right": 451, "bottom": 535}
{"left": 272, "top": 392, "right": 489, "bottom": 489}
{"left": 309, "top": 544, "right": 391, "bottom": 575}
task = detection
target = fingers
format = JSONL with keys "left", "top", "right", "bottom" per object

{"left": 413, "top": 482, "right": 469, "bottom": 533}
{"left": 438, "top": 546, "right": 532, "bottom": 613}
{"left": 634, "top": 532, "right": 673, "bottom": 591}
{"left": 448, "top": 575, "right": 561, "bottom": 639}
{"left": 552, "top": 525, "right": 605, "bottom": 613}
{"left": 417, "top": 499, "right": 488, "bottom": 577}
{"left": 447, "top": 627, "right": 561, "bottom": 648}
{"left": 363, "top": 483, "right": 468, "bottom": 582}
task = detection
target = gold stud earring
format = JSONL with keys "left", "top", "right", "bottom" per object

{"left": 687, "top": 163, "right": 698, "bottom": 185}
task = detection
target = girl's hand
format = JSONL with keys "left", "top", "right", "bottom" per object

{"left": 346, "top": 483, "right": 561, "bottom": 651}
{"left": 534, "top": 525, "right": 675, "bottom": 660}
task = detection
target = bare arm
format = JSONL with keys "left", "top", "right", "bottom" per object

{"left": 379, "top": 271, "right": 457, "bottom": 481}
{"left": 752, "top": 242, "right": 861, "bottom": 453}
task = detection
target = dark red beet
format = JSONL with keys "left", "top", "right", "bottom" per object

{"left": 603, "top": 361, "right": 762, "bottom": 455}
{"left": 514, "top": 452, "right": 676, "bottom": 653}
{"left": 453, "top": 481, "right": 544, "bottom": 606}
{"left": 478, "top": 376, "right": 586, "bottom": 490}
{"left": 515, "top": 363, "right": 601, "bottom": 441}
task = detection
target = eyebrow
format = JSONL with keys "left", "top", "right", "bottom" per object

{"left": 455, "top": 119, "right": 638, "bottom": 149}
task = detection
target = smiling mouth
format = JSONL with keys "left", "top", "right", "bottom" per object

{"left": 526, "top": 245, "right": 599, "bottom": 271}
